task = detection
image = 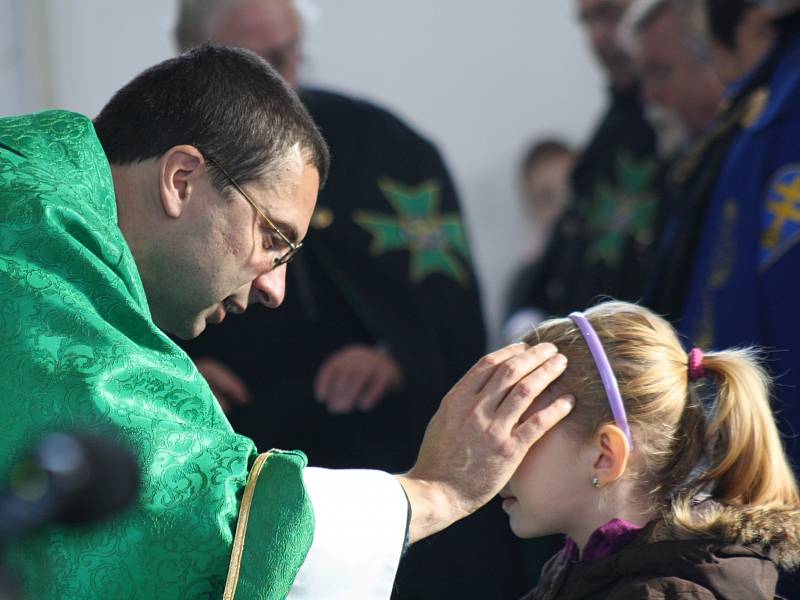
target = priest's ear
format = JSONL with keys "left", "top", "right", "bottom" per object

{"left": 590, "top": 423, "right": 631, "bottom": 487}
{"left": 159, "top": 145, "right": 205, "bottom": 219}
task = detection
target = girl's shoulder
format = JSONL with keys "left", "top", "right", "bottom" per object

{"left": 607, "top": 536, "right": 778, "bottom": 600}
{"left": 609, "top": 575, "right": 718, "bottom": 599}
{"left": 521, "top": 550, "right": 571, "bottom": 600}
{"left": 522, "top": 531, "right": 780, "bottom": 600}
{"left": 651, "top": 500, "right": 800, "bottom": 571}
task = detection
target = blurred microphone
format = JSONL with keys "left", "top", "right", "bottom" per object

{"left": 0, "top": 432, "right": 140, "bottom": 539}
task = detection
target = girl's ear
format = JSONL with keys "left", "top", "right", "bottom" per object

{"left": 591, "top": 423, "right": 631, "bottom": 487}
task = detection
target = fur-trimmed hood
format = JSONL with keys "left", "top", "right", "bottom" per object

{"left": 651, "top": 500, "right": 800, "bottom": 571}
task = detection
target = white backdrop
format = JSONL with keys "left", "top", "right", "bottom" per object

{"left": 0, "top": 0, "right": 25, "bottom": 115}
{"left": 3, "top": 0, "right": 605, "bottom": 344}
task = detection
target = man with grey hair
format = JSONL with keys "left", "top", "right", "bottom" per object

{"left": 623, "top": 0, "right": 724, "bottom": 136}
{"left": 176, "top": 0, "right": 304, "bottom": 87}
{"left": 173, "top": 1, "right": 528, "bottom": 599}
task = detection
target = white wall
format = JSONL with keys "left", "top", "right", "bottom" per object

{"left": 0, "top": 0, "right": 25, "bottom": 115}
{"left": 3, "top": 0, "right": 606, "bottom": 345}
{"left": 13, "top": 0, "right": 178, "bottom": 115}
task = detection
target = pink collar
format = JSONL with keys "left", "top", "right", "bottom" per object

{"left": 563, "top": 518, "right": 644, "bottom": 563}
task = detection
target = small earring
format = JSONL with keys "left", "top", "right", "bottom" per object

{"left": 591, "top": 476, "right": 600, "bottom": 489}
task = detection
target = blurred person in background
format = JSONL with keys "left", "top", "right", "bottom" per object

{"left": 519, "top": 140, "right": 576, "bottom": 259}
{"left": 645, "top": 0, "right": 777, "bottom": 325}
{"left": 510, "top": 0, "right": 666, "bottom": 330}
{"left": 619, "top": 0, "right": 727, "bottom": 315}
{"left": 174, "top": 1, "right": 529, "bottom": 598}
{"left": 624, "top": 0, "right": 725, "bottom": 138}
{"left": 503, "top": 139, "right": 574, "bottom": 343}
{"left": 708, "top": 0, "right": 776, "bottom": 84}
{"left": 639, "top": 5, "right": 800, "bottom": 595}
{"left": 682, "top": 0, "right": 800, "bottom": 467}
{"left": 646, "top": 3, "right": 800, "bottom": 591}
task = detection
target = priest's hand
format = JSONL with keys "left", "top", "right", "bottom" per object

{"left": 395, "top": 342, "right": 573, "bottom": 544}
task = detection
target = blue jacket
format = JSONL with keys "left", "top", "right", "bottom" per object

{"left": 681, "top": 34, "right": 800, "bottom": 466}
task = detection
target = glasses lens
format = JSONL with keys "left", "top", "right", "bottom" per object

{"left": 274, "top": 244, "right": 301, "bottom": 267}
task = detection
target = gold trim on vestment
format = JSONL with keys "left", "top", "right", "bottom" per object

{"left": 223, "top": 451, "right": 273, "bottom": 600}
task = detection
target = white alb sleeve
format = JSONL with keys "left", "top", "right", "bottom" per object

{"left": 286, "top": 467, "right": 409, "bottom": 600}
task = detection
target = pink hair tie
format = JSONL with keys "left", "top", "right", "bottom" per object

{"left": 688, "top": 348, "right": 706, "bottom": 382}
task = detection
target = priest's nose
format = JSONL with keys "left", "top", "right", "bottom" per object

{"left": 250, "top": 267, "right": 286, "bottom": 308}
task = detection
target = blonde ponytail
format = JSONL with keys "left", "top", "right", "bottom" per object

{"left": 666, "top": 350, "right": 800, "bottom": 566}
{"left": 697, "top": 349, "right": 799, "bottom": 507}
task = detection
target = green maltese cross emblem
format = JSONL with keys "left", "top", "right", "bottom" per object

{"left": 353, "top": 178, "right": 472, "bottom": 285}
{"left": 584, "top": 154, "right": 658, "bottom": 268}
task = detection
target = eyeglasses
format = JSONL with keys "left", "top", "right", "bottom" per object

{"left": 206, "top": 157, "right": 302, "bottom": 268}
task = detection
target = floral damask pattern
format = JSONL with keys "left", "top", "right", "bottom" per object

{"left": 0, "top": 111, "right": 276, "bottom": 598}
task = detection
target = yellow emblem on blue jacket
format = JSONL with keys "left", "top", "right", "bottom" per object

{"left": 761, "top": 165, "right": 800, "bottom": 269}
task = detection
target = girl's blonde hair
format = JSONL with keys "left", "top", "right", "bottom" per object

{"left": 524, "top": 301, "right": 800, "bottom": 564}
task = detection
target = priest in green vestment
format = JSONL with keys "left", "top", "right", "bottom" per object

{"left": 0, "top": 45, "right": 573, "bottom": 599}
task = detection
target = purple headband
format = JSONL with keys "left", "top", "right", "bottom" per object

{"left": 569, "top": 312, "right": 634, "bottom": 450}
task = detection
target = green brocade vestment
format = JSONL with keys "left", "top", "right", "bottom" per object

{"left": 0, "top": 111, "right": 314, "bottom": 599}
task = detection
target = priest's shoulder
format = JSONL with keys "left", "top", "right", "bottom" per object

{"left": 0, "top": 110, "right": 100, "bottom": 160}
{"left": 0, "top": 110, "right": 116, "bottom": 221}
{"left": 0, "top": 110, "right": 111, "bottom": 185}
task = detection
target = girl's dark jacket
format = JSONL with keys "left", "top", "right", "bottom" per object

{"left": 522, "top": 505, "right": 800, "bottom": 600}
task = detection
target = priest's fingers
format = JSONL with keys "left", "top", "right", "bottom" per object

{"left": 494, "top": 353, "right": 567, "bottom": 426}
{"left": 452, "top": 343, "right": 530, "bottom": 396}
{"left": 514, "top": 394, "right": 575, "bottom": 446}
{"left": 518, "top": 382, "right": 566, "bottom": 423}
{"left": 479, "top": 343, "right": 560, "bottom": 413}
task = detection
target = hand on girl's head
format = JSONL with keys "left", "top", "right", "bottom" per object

{"left": 480, "top": 342, "right": 575, "bottom": 450}
{"left": 518, "top": 377, "right": 572, "bottom": 425}
{"left": 403, "top": 340, "right": 574, "bottom": 523}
